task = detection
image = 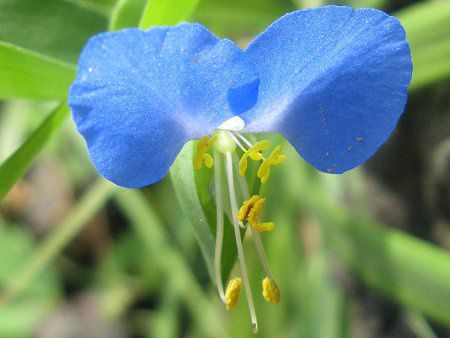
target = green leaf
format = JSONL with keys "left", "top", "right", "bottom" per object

{"left": 170, "top": 143, "right": 242, "bottom": 285}
{"left": 170, "top": 142, "right": 216, "bottom": 279}
{"left": 0, "top": 0, "right": 107, "bottom": 65}
{"left": 66, "top": 0, "right": 118, "bottom": 16}
{"left": 0, "top": 103, "right": 69, "bottom": 201}
{"left": 140, "top": 0, "right": 200, "bottom": 28}
{"left": 0, "top": 0, "right": 107, "bottom": 99}
{"left": 110, "top": 0, "right": 146, "bottom": 31}
{"left": 302, "top": 252, "right": 347, "bottom": 338}
{"left": 396, "top": 1, "right": 450, "bottom": 90}
{"left": 194, "top": 0, "right": 294, "bottom": 38}
{"left": 319, "top": 205, "right": 450, "bottom": 326}
{"left": 0, "top": 42, "right": 75, "bottom": 99}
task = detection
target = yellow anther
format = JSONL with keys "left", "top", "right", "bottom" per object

{"left": 239, "top": 140, "right": 270, "bottom": 176}
{"left": 203, "top": 153, "right": 213, "bottom": 168}
{"left": 257, "top": 145, "right": 286, "bottom": 184}
{"left": 262, "top": 277, "right": 280, "bottom": 304}
{"left": 225, "top": 278, "right": 242, "bottom": 310}
{"left": 193, "top": 135, "right": 217, "bottom": 169}
{"left": 238, "top": 195, "right": 275, "bottom": 232}
{"left": 253, "top": 222, "right": 275, "bottom": 232}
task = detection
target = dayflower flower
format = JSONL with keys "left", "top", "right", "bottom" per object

{"left": 69, "top": 5, "right": 412, "bottom": 332}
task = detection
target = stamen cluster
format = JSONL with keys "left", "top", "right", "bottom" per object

{"left": 193, "top": 129, "right": 285, "bottom": 333}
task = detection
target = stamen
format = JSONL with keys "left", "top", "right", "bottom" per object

{"left": 234, "top": 166, "right": 280, "bottom": 300}
{"left": 226, "top": 130, "right": 247, "bottom": 152}
{"left": 225, "top": 277, "right": 242, "bottom": 310}
{"left": 225, "top": 152, "right": 258, "bottom": 333}
{"left": 234, "top": 167, "right": 275, "bottom": 280}
{"left": 203, "top": 153, "right": 214, "bottom": 168}
{"left": 262, "top": 277, "right": 280, "bottom": 304}
{"left": 193, "top": 135, "right": 218, "bottom": 169}
{"left": 238, "top": 195, "right": 275, "bottom": 232}
{"left": 233, "top": 131, "right": 253, "bottom": 148}
{"left": 239, "top": 140, "right": 270, "bottom": 176}
{"left": 213, "top": 149, "right": 226, "bottom": 303}
{"left": 257, "top": 145, "right": 286, "bottom": 183}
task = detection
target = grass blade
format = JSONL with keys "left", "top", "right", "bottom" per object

{"left": 396, "top": 1, "right": 450, "bottom": 90}
{"left": 0, "top": 103, "right": 69, "bottom": 201}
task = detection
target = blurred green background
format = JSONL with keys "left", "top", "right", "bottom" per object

{"left": 0, "top": 0, "right": 449, "bottom": 337}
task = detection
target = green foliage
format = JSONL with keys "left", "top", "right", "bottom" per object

{"left": 0, "top": 0, "right": 449, "bottom": 337}
{"left": 115, "top": 190, "right": 229, "bottom": 337}
{"left": 0, "top": 43, "right": 75, "bottom": 99}
{"left": 0, "top": 222, "right": 61, "bottom": 337}
{"left": 194, "top": 0, "right": 294, "bottom": 38}
{"left": 0, "top": 104, "right": 69, "bottom": 201}
{"left": 170, "top": 143, "right": 216, "bottom": 279}
{"left": 396, "top": 1, "right": 450, "bottom": 90}
{"left": 0, "top": 180, "right": 117, "bottom": 310}
{"left": 0, "top": 0, "right": 107, "bottom": 64}
{"left": 67, "top": 0, "right": 118, "bottom": 15}
{"left": 110, "top": 0, "right": 146, "bottom": 31}
{"left": 274, "top": 140, "right": 450, "bottom": 326}
{"left": 0, "top": 0, "right": 107, "bottom": 99}
{"left": 140, "top": 0, "right": 200, "bottom": 28}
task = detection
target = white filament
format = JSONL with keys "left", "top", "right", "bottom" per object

{"left": 213, "top": 149, "right": 226, "bottom": 303}
{"left": 226, "top": 130, "right": 247, "bottom": 152}
{"left": 233, "top": 131, "right": 253, "bottom": 148}
{"left": 234, "top": 157, "right": 273, "bottom": 279}
{"left": 225, "top": 152, "right": 258, "bottom": 334}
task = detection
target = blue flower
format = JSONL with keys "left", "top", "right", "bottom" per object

{"left": 69, "top": 5, "right": 412, "bottom": 188}
{"left": 69, "top": 6, "right": 412, "bottom": 331}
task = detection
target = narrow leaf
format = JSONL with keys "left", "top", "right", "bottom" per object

{"left": 0, "top": 0, "right": 107, "bottom": 65}
{"left": 319, "top": 206, "right": 450, "bottom": 326}
{"left": 170, "top": 142, "right": 216, "bottom": 279}
{"left": 140, "top": 0, "right": 200, "bottom": 28}
{"left": 0, "top": 42, "right": 75, "bottom": 99}
{"left": 66, "top": 0, "right": 117, "bottom": 16}
{"left": 396, "top": 1, "right": 450, "bottom": 89}
{"left": 0, "top": 103, "right": 69, "bottom": 201}
{"left": 110, "top": 0, "right": 146, "bottom": 31}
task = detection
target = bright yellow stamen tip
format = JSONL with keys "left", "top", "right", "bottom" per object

{"left": 253, "top": 222, "right": 275, "bottom": 232}
{"left": 238, "top": 195, "right": 275, "bottom": 232}
{"left": 257, "top": 145, "right": 285, "bottom": 184}
{"left": 193, "top": 135, "right": 217, "bottom": 169}
{"left": 239, "top": 140, "right": 270, "bottom": 176}
{"left": 225, "top": 277, "right": 242, "bottom": 310}
{"left": 262, "top": 277, "right": 280, "bottom": 304}
{"left": 203, "top": 153, "right": 213, "bottom": 168}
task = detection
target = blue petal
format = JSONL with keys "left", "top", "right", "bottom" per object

{"left": 241, "top": 6, "right": 412, "bottom": 174}
{"left": 69, "top": 24, "right": 258, "bottom": 188}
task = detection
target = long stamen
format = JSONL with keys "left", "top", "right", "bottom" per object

{"left": 233, "top": 131, "right": 253, "bottom": 148}
{"left": 213, "top": 149, "right": 226, "bottom": 303}
{"left": 226, "top": 130, "right": 247, "bottom": 152}
{"left": 234, "top": 160, "right": 274, "bottom": 279}
{"left": 225, "top": 152, "right": 258, "bottom": 334}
